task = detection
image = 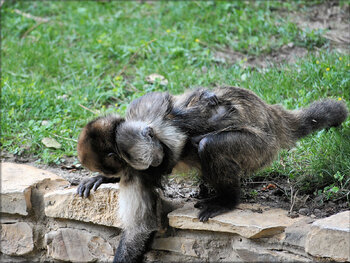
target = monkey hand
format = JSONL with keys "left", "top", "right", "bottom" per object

{"left": 77, "top": 175, "right": 120, "bottom": 198}
{"left": 202, "top": 91, "right": 219, "bottom": 106}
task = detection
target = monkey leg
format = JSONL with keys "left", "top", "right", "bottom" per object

{"left": 197, "top": 131, "right": 267, "bottom": 222}
{"left": 77, "top": 175, "right": 120, "bottom": 198}
{"left": 114, "top": 173, "right": 159, "bottom": 262}
{"left": 114, "top": 231, "right": 155, "bottom": 263}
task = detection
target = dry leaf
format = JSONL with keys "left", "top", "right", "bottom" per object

{"left": 146, "top": 73, "right": 168, "bottom": 85}
{"left": 42, "top": 137, "right": 61, "bottom": 149}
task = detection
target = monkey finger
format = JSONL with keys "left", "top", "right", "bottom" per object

{"left": 198, "top": 208, "right": 215, "bottom": 222}
{"left": 83, "top": 180, "right": 96, "bottom": 198}
{"left": 209, "top": 95, "right": 219, "bottom": 106}
{"left": 198, "top": 211, "right": 211, "bottom": 222}
{"left": 77, "top": 184, "right": 85, "bottom": 197}
{"left": 92, "top": 177, "right": 104, "bottom": 191}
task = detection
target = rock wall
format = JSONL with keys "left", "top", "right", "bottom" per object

{"left": 1, "top": 162, "right": 349, "bottom": 262}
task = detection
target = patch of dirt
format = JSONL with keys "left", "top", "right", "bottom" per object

{"left": 289, "top": 1, "right": 350, "bottom": 52}
{"left": 212, "top": 1, "right": 349, "bottom": 68}
{"left": 213, "top": 44, "right": 309, "bottom": 69}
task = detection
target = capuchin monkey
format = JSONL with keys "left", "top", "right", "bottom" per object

{"left": 77, "top": 87, "right": 348, "bottom": 263}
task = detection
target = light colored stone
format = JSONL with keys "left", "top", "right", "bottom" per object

{"left": 168, "top": 203, "right": 305, "bottom": 239}
{"left": 235, "top": 248, "right": 310, "bottom": 262}
{"left": 0, "top": 162, "right": 68, "bottom": 216}
{"left": 151, "top": 231, "right": 242, "bottom": 261}
{"left": 283, "top": 217, "right": 314, "bottom": 248}
{"left": 44, "top": 184, "right": 121, "bottom": 228}
{"left": 0, "top": 222, "right": 34, "bottom": 255}
{"left": 152, "top": 237, "right": 198, "bottom": 257}
{"left": 45, "top": 228, "right": 114, "bottom": 262}
{"left": 305, "top": 211, "right": 350, "bottom": 261}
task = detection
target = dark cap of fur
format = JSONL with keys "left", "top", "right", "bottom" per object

{"left": 77, "top": 115, "right": 126, "bottom": 175}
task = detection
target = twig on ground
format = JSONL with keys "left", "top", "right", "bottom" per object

{"left": 51, "top": 133, "right": 78, "bottom": 143}
{"left": 78, "top": 104, "right": 99, "bottom": 115}
{"left": 289, "top": 188, "right": 299, "bottom": 214}
{"left": 14, "top": 9, "right": 50, "bottom": 23}
{"left": 21, "top": 21, "right": 46, "bottom": 39}
{"left": 243, "top": 181, "right": 270, "bottom": 184}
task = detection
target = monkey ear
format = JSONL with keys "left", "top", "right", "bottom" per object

{"left": 141, "top": 126, "right": 154, "bottom": 138}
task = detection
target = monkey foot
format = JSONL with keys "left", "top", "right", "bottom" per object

{"left": 194, "top": 197, "right": 235, "bottom": 222}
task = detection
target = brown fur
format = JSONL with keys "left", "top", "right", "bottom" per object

{"left": 77, "top": 87, "right": 348, "bottom": 263}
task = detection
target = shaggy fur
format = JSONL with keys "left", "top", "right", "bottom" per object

{"left": 77, "top": 86, "right": 348, "bottom": 262}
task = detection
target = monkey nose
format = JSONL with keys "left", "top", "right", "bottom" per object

{"left": 151, "top": 157, "right": 162, "bottom": 167}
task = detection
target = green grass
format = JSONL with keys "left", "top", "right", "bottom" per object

{"left": 1, "top": 1, "right": 350, "bottom": 199}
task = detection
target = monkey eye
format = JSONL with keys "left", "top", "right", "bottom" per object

{"left": 141, "top": 126, "right": 154, "bottom": 138}
{"left": 108, "top": 152, "right": 117, "bottom": 159}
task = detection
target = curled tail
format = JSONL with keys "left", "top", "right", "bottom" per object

{"left": 294, "top": 99, "right": 348, "bottom": 139}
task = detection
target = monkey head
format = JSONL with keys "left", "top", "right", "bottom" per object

{"left": 116, "top": 121, "right": 164, "bottom": 170}
{"left": 77, "top": 115, "right": 126, "bottom": 177}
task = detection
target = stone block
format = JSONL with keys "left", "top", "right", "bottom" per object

{"left": 1, "top": 162, "right": 68, "bottom": 216}
{"left": 168, "top": 203, "right": 305, "bottom": 239}
{"left": 44, "top": 184, "right": 121, "bottom": 228}
{"left": 45, "top": 228, "right": 114, "bottom": 262}
{"left": 152, "top": 237, "right": 198, "bottom": 257}
{"left": 305, "top": 211, "right": 350, "bottom": 261}
{"left": 235, "top": 248, "right": 310, "bottom": 262}
{"left": 283, "top": 217, "right": 314, "bottom": 248}
{"left": 0, "top": 222, "right": 34, "bottom": 256}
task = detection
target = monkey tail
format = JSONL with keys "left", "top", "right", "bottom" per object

{"left": 293, "top": 99, "right": 348, "bottom": 139}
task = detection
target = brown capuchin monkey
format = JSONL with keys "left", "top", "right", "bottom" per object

{"left": 77, "top": 87, "right": 348, "bottom": 263}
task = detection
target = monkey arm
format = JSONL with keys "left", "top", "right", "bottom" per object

{"left": 77, "top": 175, "right": 120, "bottom": 198}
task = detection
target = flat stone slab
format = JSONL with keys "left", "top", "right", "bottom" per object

{"left": 44, "top": 184, "right": 121, "bottom": 228}
{"left": 168, "top": 203, "right": 305, "bottom": 239}
{"left": 305, "top": 210, "right": 350, "bottom": 261}
{"left": 0, "top": 222, "right": 34, "bottom": 256}
{"left": 1, "top": 162, "right": 68, "bottom": 216}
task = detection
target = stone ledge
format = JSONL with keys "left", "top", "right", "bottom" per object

{"left": 0, "top": 162, "right": 69, "bottom": 216}
{"left": 44, "top": 184, "right": 121, "bottom": 228}
{"left": 168, "top": 203, "right": 305, "bottom": 239}
{"left": 305, "top": 210, "right": 350, "bottom": 262}
{"left": 1, "top": 162, "right": 349, "bottom": 262}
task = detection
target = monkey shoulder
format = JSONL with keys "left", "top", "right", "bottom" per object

{"left": 126, "top": 92, "right": 172, "bottom": 122}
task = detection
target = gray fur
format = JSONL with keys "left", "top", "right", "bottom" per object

{"left": 77, "top": 86, "right": 348, "bottom": 262}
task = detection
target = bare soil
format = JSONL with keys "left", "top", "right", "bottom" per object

{"left": 288, "top": 1, "right": 350, "bottom": 52}
{"left": 213, "top": 1, "right": 349, "bottom": 68}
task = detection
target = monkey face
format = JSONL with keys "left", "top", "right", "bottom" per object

{"left": 116, "top": 121, "right": 164, "bottom": 170}
{"left": 77, "top": 115, "right": 126, "bottom": 177}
